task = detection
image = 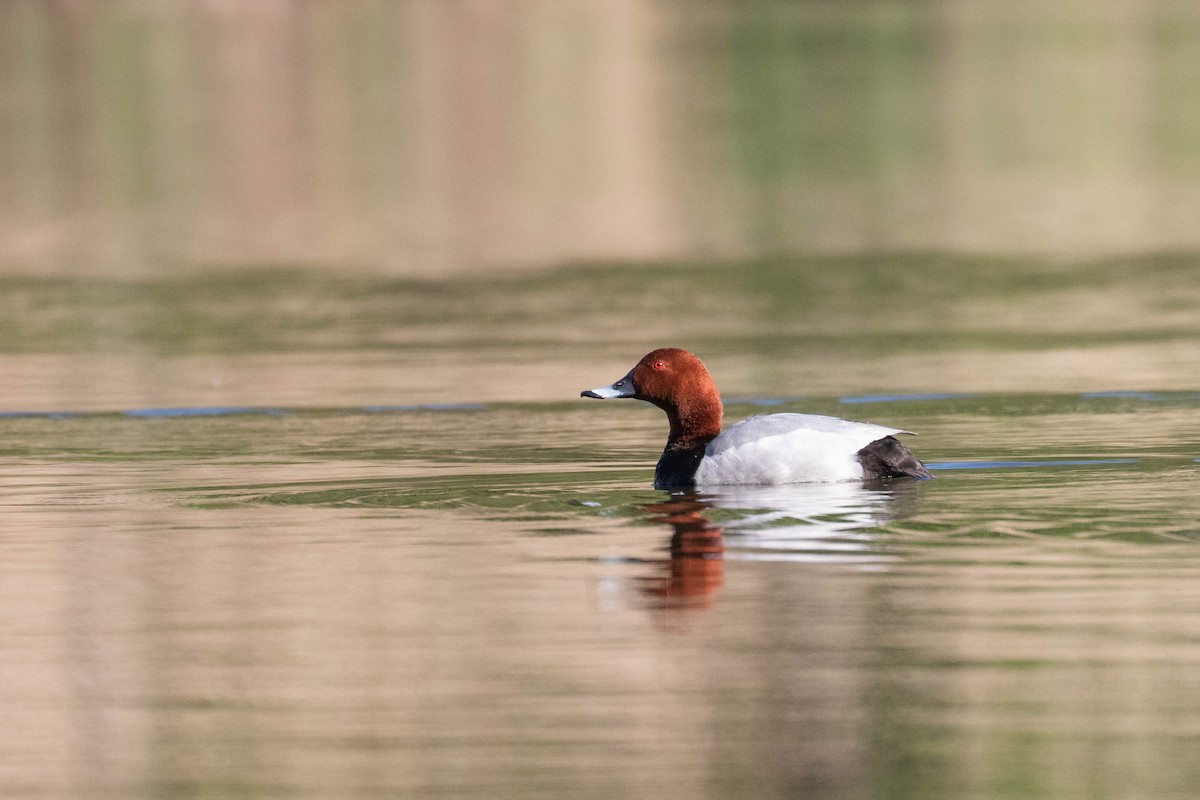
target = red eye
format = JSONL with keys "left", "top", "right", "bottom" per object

{"left": 653, "top": 360, "right": 666, "bottom": 370}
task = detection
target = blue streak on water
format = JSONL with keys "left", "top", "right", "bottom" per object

{"left": 1080, "top": 391, "right": 1165, "bottom": 401}
{"left": 363, "top": 403, "right": 487, "bottom": 412}
{"left": 928, "top": 458, "right": 1140, "bottom": 471}
{"left": 0, "top": 403, "right": 491, "bottom": 420}
{"left": 728, "top": 397, "right": 791, "bottom": 407}
{"left": 840, "top": 392, "right": 977, "bottom": 404}
{"left": 122, "top": 406, "right": 285, "bottom": 418}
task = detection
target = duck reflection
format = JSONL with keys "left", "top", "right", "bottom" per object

{"left": 702, "top": 480, "right": 920, "bottom": 564}
{"left": 637, "top": 480, "right": 921, "bottom": 611}
{"left": 638, "top": 495, "right": 726, "bottom": 610}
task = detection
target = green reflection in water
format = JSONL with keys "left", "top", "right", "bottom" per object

{"left": 0, "top": 253, "right": 1196, "bottom": 356}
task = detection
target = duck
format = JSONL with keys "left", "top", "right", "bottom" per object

{"left": 581, "top": 348, "right": 931, "bottom": 489}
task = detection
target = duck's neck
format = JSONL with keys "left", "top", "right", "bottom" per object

{"left": 655, "top": 394, "right": 722, "bottom": 489}
{"left": 666, "top": 403, "right": 721, "bottom": 450}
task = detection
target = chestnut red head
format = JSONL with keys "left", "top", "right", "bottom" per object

{"left": 581, "top": 348, "right": 723, "bottom": 444}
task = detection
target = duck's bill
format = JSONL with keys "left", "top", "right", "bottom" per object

{"left": 581, "top": 370, "right": 636, "bottom": 400}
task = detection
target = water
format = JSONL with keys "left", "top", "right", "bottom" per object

{"left": 0, "top": 259, "right": 1199, "bottom": 799}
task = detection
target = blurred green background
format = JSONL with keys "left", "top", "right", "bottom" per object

{"left": 4, "top": 0, "right": 1200, "bottom": 278}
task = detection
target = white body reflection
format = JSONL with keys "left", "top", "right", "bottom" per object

{"left": 696, "top": 481, "right": 918, "bottom": 566}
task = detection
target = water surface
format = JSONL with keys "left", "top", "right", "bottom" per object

{"left": 4, "top": 389, "right": 1200, "bottom": 799}
{"left": 2, "top": 260, "right": 1200, "bottom": 798}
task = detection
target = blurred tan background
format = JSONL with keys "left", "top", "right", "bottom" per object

{"left": 3, "top": 0, "right": 1200, "bottom": 278}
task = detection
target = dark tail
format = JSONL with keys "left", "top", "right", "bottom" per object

{"left": 857, "top": 435, "right": 932, "bottom": 480}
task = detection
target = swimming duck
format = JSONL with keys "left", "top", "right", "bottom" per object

{"left": 582, "top": 348, "right": 931, "bottom": 489}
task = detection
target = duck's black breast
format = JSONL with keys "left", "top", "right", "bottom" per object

{"left": 654, "top": 446, "right": 706, "bottom": 489}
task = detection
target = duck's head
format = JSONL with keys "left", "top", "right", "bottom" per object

{"left": 581, "top": 348, "right": 722, "bottom": 440}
